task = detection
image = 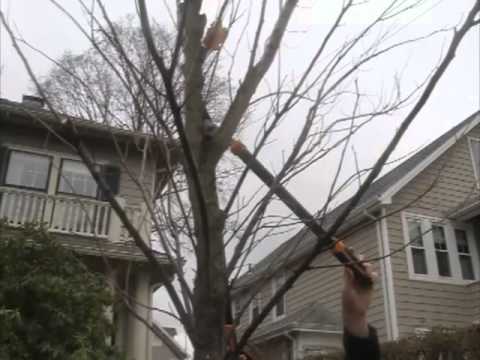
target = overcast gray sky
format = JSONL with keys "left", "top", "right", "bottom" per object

{"left": 2, "top": 0, "right": 478, "bottom": 350}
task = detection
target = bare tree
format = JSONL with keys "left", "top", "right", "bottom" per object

{"left": 1, "top": 1, "right": 479, "bottom": 359}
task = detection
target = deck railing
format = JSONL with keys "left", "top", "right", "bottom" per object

{"left": 0, "top": 186, "right": 144, "bottom": 242}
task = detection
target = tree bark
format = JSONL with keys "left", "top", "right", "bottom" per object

{"left": 190, "top": 161, "right": 227, "bottom": 360}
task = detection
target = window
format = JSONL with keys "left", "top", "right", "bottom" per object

{"left": 408, "top": 219, "right": 428, "bottom": 275}
{"left": 232, "top": 298, "right": 241, "bottom": 322}
{"left": 58, "top": 159, "right": 98, "bottom": 198}
{"left": 272, "top": 274, "right": 286, "bottom": 319}
{"left": 249, "top": 296, "right": 261, "bottom": 323}
{"left": 3, "top": 150, "right": 51, "bottom": 191}
{"left": 432, "top": 225, "right": 451, "bottom": 277}
{"left": 404, "top": 213, "right": 479, "bottom": 283}
{"left": 455, "top": 229, "right": 475, "bottom": 280}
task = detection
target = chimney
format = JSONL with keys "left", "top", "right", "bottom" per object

{"left": 22, "top": 95, "right": 45, "bottom": 108}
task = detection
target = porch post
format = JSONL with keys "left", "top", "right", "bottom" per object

{"left": 109, "top": 196, "right": 125, "bottom": 242}
{"left": 125, "top": 271, "right": 152, "bottom": 360}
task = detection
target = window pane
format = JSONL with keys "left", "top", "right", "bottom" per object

{"left": 412, "top": 248, "right": 428, "bottom": 274}
{"left": 459, "top": 255, "right": 475, "bottom": 280}
{"left": 455, "top": 229, "right": 470, "bottom": 254}
{"left": 5, "top": 151, "right": 50, "bottom": 190}
{"left": 252, "top": 298, "right": 261, "bottom": 320}
{"left": 274, "top": 276, "right": 286, "bottom": 317}
{"left": 433, "top": 226, "right": 447, "bottom": 250}
{"left": 58, "top": 160, "right": 97, "bottom": 197}
{"left": 232, "top": 299, "right": 243, "bottom": 322}
{"left": 408, "top": 220, "right": 423, "bottom": 247}
{"left": 276, "top": 295, "right": 285, "bottom": 317}
{"left": 436, "top": 252, "right": 451, "bottom": 277}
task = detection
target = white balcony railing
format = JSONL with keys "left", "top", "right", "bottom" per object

{"left": 0, "top": 186, "right": 143, "bottom": 242}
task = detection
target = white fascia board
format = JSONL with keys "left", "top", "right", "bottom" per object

{"left": 379, "top": 114, "right": 480, "bottom": 203}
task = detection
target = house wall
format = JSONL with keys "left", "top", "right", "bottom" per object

{"left": 253, "top": 337, "right": 291, "bottom": 360}
{"left": 470, "top": 281, "right": 480, "bottom": 322}
{"left": 151, "top": 334, "right": 182, "bottom": 360}
{"left": 386, "top": 123, "right": 480, "bottom": 337}
{"left": 0, "top": 123, "right": 157, "bottom": 209}
{"left": 286, "top": 223, "right": 388, "bottom": 340}
{"left": 234, "top": 274, "right": 276, "bottom": 333}
{"left": 296, "top": 332, "right": 342, "bottom": 359}
{"left": 236, "top": 223, "right": 389, "bottom": 342}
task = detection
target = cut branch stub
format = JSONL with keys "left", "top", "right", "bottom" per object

{"left": 203, "top": 22, "right": 228, "bottom": 50}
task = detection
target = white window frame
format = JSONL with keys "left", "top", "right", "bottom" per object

{"left": 468, "top": 137, "right": 480, "bottom": 188}
{"left": 57, "top": 158, "right": 99, "bottom": 199}
{"left": 249, "top": 295, "right": 261, "bottom": 324}
{"left": 272, "top": 273, "right": 286, "bottom": 321}
{"left": 3, "top": 149, "right": 52, "bottom": 191}
{"left": 402, "top": 212, "right": 480, "bottom": 285}
{"left": 232, "top": 297, "right": 241, "bottom": 323}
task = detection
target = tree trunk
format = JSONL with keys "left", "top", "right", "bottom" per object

{"left": 189, "top": 161, "right": 228, "bottom": 360}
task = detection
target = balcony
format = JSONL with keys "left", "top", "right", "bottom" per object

{"left": 0, "top": 186, "right": 144, "bottom": 242}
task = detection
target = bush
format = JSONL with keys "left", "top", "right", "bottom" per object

{"left": 0, "top": 223, "right": 119, "bottom": 359}
{"left": 382, "top": 326, "right": 480, "bottom": 360}
{"left": 305, "top": 324, "right": 480, "bottom": 360}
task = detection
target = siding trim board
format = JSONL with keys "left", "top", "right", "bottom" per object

{"left": 467, "top": 136, "right": 480, "bottom": 188}
{"left": 376, "top": 209, "right": 399, "bottom": 340}
{"left": 381, "top": 209, "right": 399, "bottom": 340}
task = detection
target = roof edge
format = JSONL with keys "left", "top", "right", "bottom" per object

{"left": 379, "top": 112, "right": 480, "bottom": 202}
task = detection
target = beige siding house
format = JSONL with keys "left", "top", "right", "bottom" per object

{"left": 233, "top": 111, "right": 480, "bottom": 359}
{"left": 0, "top": 96, "right": 175, "bottom": 360}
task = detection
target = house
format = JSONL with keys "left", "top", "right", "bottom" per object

{"left": 233, "top": 111, "right": 480, "bottom": 359}
{"left": 0, "top": 96, "right": 176, "bottom": 360}
{"left": 151, "top": 323, "right": 188, "bottom": 360}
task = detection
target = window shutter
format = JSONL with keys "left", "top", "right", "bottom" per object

{"left": 0, "top": 146, "right": 9, "bottom": 184}
{"left": 99, "top": 164, "right": 121, "bottom": 201}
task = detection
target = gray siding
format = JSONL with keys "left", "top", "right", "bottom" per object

{"left": 470, "top": 281, "right": 480, "bottom": 321}
{"left": 236, "top": 222, "right": 389, "bottom": 341}
{"left": 386, "top": 123, "right": 480, "bottom": 337}
{"left": 254, "top": 337, "right": 290, "bottom": 360}
{"left": 286, "top": 223, "right": 387, "bottom": 340}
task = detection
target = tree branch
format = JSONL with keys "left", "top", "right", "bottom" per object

{"left": 236, "top": 0, "right": 480, "bottom": 351}
{"left": 213, "top": 0, "right": 299, "bottom": 160}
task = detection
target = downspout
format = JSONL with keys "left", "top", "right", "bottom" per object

{"left": 380, "top": 207, "right": 399, "bottom": 340}
{"left": 373, "top": 213, "right": 393, "bottom": 340}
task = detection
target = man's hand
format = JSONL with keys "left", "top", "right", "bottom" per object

{"left": 342, "top": 256, "right": 377, "bottom": 337}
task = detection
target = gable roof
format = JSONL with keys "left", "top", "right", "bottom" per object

{"left": 235, "top": 111, "right": 480, "bottom": 290}
{"left": 248, "top": 301, "right": 341, "bottom": 341}
{"left": 0, "top": 98, "right": 171, "bottom": 150}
